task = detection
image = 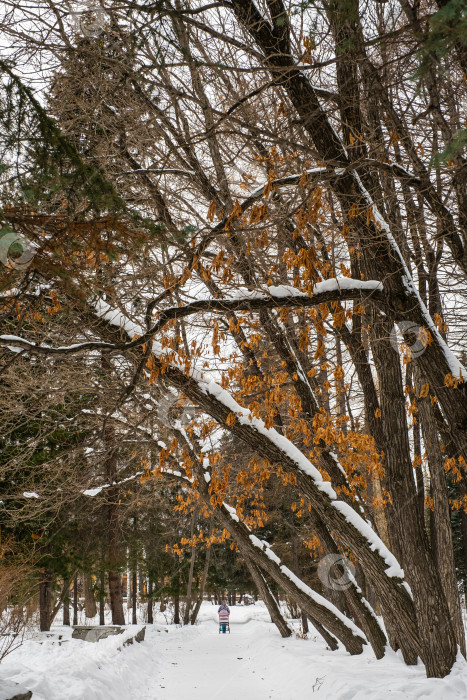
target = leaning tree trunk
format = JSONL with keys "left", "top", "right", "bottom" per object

{"left": 243, "top": 554, "right": 292, "bottom": 639}
{"left": 308, "top": 509, "right": 387, "bottom": 660}
{"left": 93, "top": 266, "right": 420, "bottom": 663}
{"left": 191, "top": 466, "right": 367, "bottom": 655}
{"left": 170, "top": 432, "right": 382, "bottom": 656}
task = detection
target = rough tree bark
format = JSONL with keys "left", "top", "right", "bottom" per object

{"left": 414, "top": 366, "right": 466, "bottom": 655}
{"left": 39, "top": 569, "right": 53, "bottom": 632}
{"left": 84, "top": 574, "right": 97, "bottom": 619}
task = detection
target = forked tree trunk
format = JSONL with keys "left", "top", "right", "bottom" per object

{"left": 370, "top": 325, "right": 457, "bottom": 673}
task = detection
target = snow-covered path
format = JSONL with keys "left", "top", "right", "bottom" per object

{"left": 1, "top": 603, "right": 467, "bottom": 699}
{"left": 153, "top": 605, "right": 467, "bottom": 700}
{"left": 155, "top": 605, "right": 314, "bottom": 699}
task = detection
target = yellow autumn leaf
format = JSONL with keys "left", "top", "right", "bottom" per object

{"left": 419, "top": 382, "right": 429, "bottom": 398}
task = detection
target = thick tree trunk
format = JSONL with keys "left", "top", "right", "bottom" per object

{"left": 84, "top": 574, "right": 97, "bottom": 619}
{"left": 174, "top": 593, "right": 180, "bottom": 625}
{"left": 63, "top": 594, "right": 70, "bottom": 626}
{"left": 109, "top": 570, "right": 125, "bottom": 626}
{"left": 462, "top": 510, "right": 467, "bottom": 609}
{"left": 370, "top": 323, "right": 457, "bottom": 674}
{"left": 39, "top": 570, "right": 53, "bottom": 632}
{"left": 415, "top": 366, "right": 466, "bottom": 656}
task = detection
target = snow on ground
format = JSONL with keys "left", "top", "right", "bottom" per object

{"left": 1, "top": 602, "right": 467, "bottom": 699}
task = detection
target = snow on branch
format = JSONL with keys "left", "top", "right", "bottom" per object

{"left": 194, "top": 375, "right": 405, "bottom": 581}
{"left": 220, "top": 503, "right": 365, "bottom": 639}
{"left": 0, "top": 277, "right": 384, "bottom": 356}
{"left": 0, "top": 335, "right": 116, "bottom": 355}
